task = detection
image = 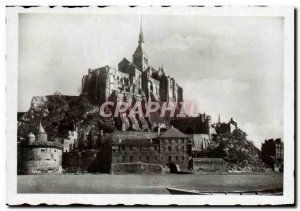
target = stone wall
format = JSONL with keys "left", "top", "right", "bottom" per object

{"left": 19, "top": 146, "right": 62, "bottom": 175}
{"left": 111, "top": 162, "right": 163, "bottom": 174}
{"left": 62, "top": 150, "right": 101, "bottom": 173}
{"left": 193, "top": 158, "right": 227, "bottom": 172}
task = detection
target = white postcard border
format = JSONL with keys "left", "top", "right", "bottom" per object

{"left": 6, "top": 6, "right": 294, "bottom": 206}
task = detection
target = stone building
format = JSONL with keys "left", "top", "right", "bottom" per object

{"left": 190, "top": 134, "right": 210, "bottom": 152}
{"left": 99, "top": 139, "right": 162, "bottom": 174}
{"left": 89, "top": 127, "right": 191, "bottom": 174}
{"left": 54, "top": 129, "right": 78, "bottom": 153}
{"left": 170, "top": 113, "right": 212, "bottom": 135}
{"left": 81, "top": 21, "right": 184, "bottom": 128}
{"left": 170, "top": 113, "right": 212, "bottom": 154}
{"left": 18, "top": 122, "right": 63, "bottom": 175}
{"left": 214, "top": 117, "right": 238, "bottom": 135}
{"left": 157, "top": 126, "right": 190, "bottom": 172}
{"left": 98, "top": 130, "right": 161, "bottom": 174}
{"left": 261, "top": 138, "right": 284, "bottom": 172}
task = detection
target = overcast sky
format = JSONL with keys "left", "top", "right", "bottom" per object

{"left": 18, "top": 13, "right": 283, "bottom": 147}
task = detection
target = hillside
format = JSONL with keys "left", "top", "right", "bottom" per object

{"left": 203, "top": 129, "right": 265, "bottom": 172}
{"left": 17, "top": 94, "right": 115, "bottom": 143}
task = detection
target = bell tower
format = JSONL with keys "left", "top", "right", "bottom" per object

{"left": 132, "top": 17, "right": 149, "bottom": 70}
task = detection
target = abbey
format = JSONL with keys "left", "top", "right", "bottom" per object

{"left": 81, "top": 22, "right": 183, "bottom": 109}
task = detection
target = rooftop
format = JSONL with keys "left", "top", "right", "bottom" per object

{"left": 160, "top": 126, "right": 188, "bottom": 138}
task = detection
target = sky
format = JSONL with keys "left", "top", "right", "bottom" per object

{"left": 18, "top": 13, "right": 283, "bottom": 148}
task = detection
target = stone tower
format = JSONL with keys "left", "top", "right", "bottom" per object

{"left": 132, "top": 17, "right": 149, "bottom": 70}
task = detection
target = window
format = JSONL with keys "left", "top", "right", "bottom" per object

{"left": 168, "top": 146, "right": 172, "bottom": 151}
{"left": 130, "top": 156, "right": 133, "bottom": 162}
{"left": 130, "top": 146, "right": 133, "bottom": 150}
{"left": 41, "top": 149, "right": 45, "bottom": 152}
{"left": 146, "top": 156, "right": 150, "bottom": 162}
{"left": 168, "top": 156, "right": 172, "bottom": 161}
{"left": 51, "top": 154, "right": 54, "bottom": 158}
{"left": 122, "top": 156, "right": 126, "bottom": 162}
{"left": 154, "top": 156, "right": 158, "bottom": 161}
{"left": 175, "top": 156, "right": 179, "bottom": 161}
{"left": 181, "top": 156, "right": 185, "bottom": 161}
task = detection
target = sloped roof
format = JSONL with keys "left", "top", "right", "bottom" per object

{"left": 110, "top": 131, "right": 159, "bottom": 141}
{"left": 160, "top": 126, "right": 188, "bottom": 138}
{"left": 119, "top": 57, "right": 140, "bottom": 70}
{"left": 193, "top": 158, "right": 226, "bottom": 163}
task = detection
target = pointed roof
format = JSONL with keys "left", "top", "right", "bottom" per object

{"left": 119, "top": 57, "right": 130, "bottom": 65}
{"left": 160, "top": 126, "right": 188, "bottom": 138}
{"left": 38, "top": 122, "right": 46, "bottom": 134}
{"left": 27, "top": 132, "right": 35, "bottom": 138}
{"left": 133, "top": 16, "right": 148, "bottom": 58}
{"left": 119, "top": 57, "right": 140, "bottom": 69}
{"left": 133, "top": 43, "right": 148, "bottom": 58}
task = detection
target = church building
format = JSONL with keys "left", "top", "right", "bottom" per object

{"left": 81, "top": 20, "right": 184, "bottom": 111}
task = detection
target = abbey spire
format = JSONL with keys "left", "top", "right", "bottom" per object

{"left": 138, "top": 16, "right": 144, "bottom": 44}
{"left": 132, "top": 16, "right": 149, "bottom": 70}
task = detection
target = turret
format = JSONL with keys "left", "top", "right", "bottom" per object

{"left": 27, "top": 132, "right": 35, "bottom": 144}
{"left": 36, "top": 122, "right": 48, "bottom": 142}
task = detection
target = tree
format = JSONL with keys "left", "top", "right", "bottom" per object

{"left": 54, "top": 91, "right": 62, "bottom": 96}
